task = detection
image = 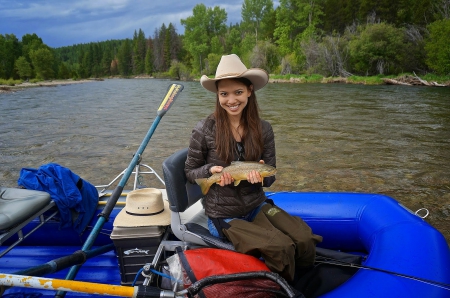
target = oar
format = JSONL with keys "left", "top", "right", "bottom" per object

{"left": 55, "top": 83, "right": 184, "bottom": 298}
{"left": 1, "top": 273, "right": 136, "bottom": 297}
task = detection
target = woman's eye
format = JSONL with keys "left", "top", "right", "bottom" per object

{"left": 220, "top": 92, "right": 227, "bottom": 96}
{"left": 236, "top": 91, "right": 243, "bottom": 95}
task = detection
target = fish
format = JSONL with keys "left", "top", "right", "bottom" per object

{"left": 195, "top": 161, "right": 277, "bottom": 195}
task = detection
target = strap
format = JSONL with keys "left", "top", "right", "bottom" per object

{"left": 176, "top": 247, "right": 206, "bottom": 298}
{"left": 211, "top": 218, "right": 231, "bottom": 239}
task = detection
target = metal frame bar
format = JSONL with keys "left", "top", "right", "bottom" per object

{"left": 0, "top": 201, "right": 57, "bottom": 257}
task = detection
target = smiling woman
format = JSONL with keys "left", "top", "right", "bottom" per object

{"left": 185, "top": 54, "right": 323, "bottom": 282}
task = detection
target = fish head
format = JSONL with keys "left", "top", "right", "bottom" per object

{"left": 258, "top": 164, "right": 277, "bottom": 177}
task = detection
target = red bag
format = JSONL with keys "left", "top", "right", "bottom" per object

{"left": 177, "top": 248, "right": 282, "bottom": 298}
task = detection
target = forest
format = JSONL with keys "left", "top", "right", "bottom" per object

{"left": 1, "top": 0, "right": 449, "bottom": 83}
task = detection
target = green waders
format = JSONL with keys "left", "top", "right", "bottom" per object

{"left": 223, "top": 203, "right": 323, "bottom": 282}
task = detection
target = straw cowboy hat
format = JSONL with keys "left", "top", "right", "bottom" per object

{"left": 113, "top": 188, "right": 170, "bottom": 227}
{"left": 200, "top": 54, "right": 269, "bottom": 93}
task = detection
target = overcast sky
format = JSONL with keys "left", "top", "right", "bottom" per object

{"left": 0, "top": 0, "right": 251, "bottom": 48}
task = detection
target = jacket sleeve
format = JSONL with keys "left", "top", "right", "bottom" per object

{"left": 185, "top": 120, "right": 215, "bottom": 184}
{"left": 261, "top": 120, "right": 276, "bottom": 187}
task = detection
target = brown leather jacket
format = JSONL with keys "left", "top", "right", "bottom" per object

{"left": 185, "top": 114, "right": 276, "bottom": 218}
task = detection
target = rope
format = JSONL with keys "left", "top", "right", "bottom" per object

{"left": 315, "top": 256, "right": 450, "bottom": 291}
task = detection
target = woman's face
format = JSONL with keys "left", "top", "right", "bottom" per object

{"left": 217, "top": 79, "right": 252, "bottom": 118}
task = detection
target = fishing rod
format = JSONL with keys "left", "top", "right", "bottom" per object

{"left": 314, "top": 256, "right": 450, "bottom": 291}
{"left": 55, "top": 83, "right": 184, "bottom": 298}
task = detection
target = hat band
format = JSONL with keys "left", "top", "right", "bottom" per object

{"left": 126, "top": 208, "right": 164, "bottom": 216}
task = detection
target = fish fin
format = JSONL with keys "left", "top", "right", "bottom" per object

{"left": 195, "top": 178, "right": 211, "bottom": 195}
{"left": 234, "top": 180, "right": 241, "bottom": 186}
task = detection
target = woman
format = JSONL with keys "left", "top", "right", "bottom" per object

{"left": 185, "top": 54, "right": 322, "bottom": 282}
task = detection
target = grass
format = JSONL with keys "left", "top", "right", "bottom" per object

{"left": 0, "top": 78, "right": 23, "bottom": 86}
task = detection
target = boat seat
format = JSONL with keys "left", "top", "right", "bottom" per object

{"left": 0, "top": 187, "right": 57, "bottom": 256}
{"left": 162, "top": 148, "right": 234, "bottom": 250}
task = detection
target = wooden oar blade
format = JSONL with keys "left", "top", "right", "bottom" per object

{"left": 157, "top": 83, "right": 184, "bottom": 116}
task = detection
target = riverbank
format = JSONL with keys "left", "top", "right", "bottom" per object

{"left": 2, "top": 74, "right": 449, "bottom": 95}
{"left": 0, "top": 79, "right": 97, "bottom": 93}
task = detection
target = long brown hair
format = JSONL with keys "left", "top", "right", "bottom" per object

{"left": 214, "top": 77, "right": 263, "bottom": 164}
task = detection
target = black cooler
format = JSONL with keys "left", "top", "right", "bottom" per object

{"left": 110, "top": 225, "right": 166, "bottom": 285}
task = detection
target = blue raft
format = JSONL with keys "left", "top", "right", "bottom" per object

{"left": 0, "top": 191, "right": 449, "bottom": 297}
{"left": 271, "top": 192, "right": 450, "bottom": 297}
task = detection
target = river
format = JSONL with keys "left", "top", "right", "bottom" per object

{"left": 1, "top": 79, "right": 449, "bottom": 244}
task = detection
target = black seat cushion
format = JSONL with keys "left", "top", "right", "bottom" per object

{"left": 0, "top": 187, "right": 51, "bottom": 230}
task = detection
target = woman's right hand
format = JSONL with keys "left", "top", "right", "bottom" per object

{"left": 210, "top": 166, "right": 234, "bottom": 186}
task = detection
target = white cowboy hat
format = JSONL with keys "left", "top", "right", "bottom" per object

{"left": 113, "top": 188, "right": 170, "bottom": 227}
{"left": 200, "top": 54, "right": 269, "bottom": 93}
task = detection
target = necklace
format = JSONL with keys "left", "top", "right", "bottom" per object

{"left": 232, "top": 123, "right": 242, "bottom": 141}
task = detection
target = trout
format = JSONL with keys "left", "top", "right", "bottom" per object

{"left": 195, "top": 161, "right": 277, "bottom": 195}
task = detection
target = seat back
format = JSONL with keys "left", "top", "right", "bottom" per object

{"left": 162, "top": 148, "right": 234, "bottom": 250}
{"left": 162, "top": 148, "right": 203, "bottom": 213}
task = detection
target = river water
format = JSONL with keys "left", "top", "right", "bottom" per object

{"left": 1, "top": 79, "right": 449, "bottom": 244}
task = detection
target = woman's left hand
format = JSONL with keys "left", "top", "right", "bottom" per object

{"left": 247, "top": 160, "right": 264, "bottom": 184}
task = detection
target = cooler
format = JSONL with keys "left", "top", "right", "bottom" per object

{"left": 110, "top": 225, "right": 166, "bottom": 285}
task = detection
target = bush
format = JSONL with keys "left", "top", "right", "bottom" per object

{"left": 348, "top": 23, "right": 406, "bottom": 75}
{"left": 425, "top": 19, "right": 450, "bottom": 75}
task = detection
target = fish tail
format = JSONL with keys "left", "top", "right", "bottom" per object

{"left": 195, "top": 178, "right": 212, "bottom": 195}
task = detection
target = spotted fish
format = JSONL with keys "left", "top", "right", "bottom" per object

{"left": 195, "top": 161, "right": 277, "bottom": 195}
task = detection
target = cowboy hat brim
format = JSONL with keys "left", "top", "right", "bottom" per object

{"left": 113, "top": 198, "right": 171, "bottom": 227}
{"left": 200, "top": 68, "right": 269, "bottom": 93}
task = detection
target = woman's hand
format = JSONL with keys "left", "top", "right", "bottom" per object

{"left": 211, "top": 166, "right": 234, "bottom": 186}
{"left": 247, "top": 160, "right": 264, "bottom": 184}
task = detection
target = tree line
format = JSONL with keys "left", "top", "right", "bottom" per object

{"left": 1, "top": 0, "right": 449, "bottom": 82}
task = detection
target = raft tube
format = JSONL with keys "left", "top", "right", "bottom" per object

{"left": 269, "top": 192, "right": 450, "bottom": 298}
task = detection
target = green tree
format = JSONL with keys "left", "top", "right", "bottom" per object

{"left": 205, "top": 53, "right": 221, "bottom": 75}
{"left": 133, "top": 29, "right": 147, "bottom": 74}
{"left": 225, "top": 26, "right": 243, "bottom": 55}
{"left": 0, "top": 34, "right": 21, "bottom": 79}
{"left": 241, "top": 0, "right": 275, "bottom": 42}
{"left": 181, "top": 4, "right": 227, "bottom": 73}
{"left": 15, "top": 56, "right": 32, "bottom": 79}
{"left": 29, "top": 47, "right": 55, "bottom": 79}
{"left": 58, "top": 62, "right": 71, "bottom": 79}
{"left": 425, "top": 19, "right": 450, "bottom": 74}
{"left": 274, "top": 0, "right": 324, "bottom": 57}
{"left": 117, "top": 39, "right": 132, "bottom": 76}
{"left": 145, "top": 38, "right": 154, "bottom": 75}
{"left": 348, "top": 23, "right": 406, "bottom": 75}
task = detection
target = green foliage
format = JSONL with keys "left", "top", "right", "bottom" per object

{"left": 0, "top": 0, "right": 447, "bottom": 81}
{"left": 425, "top": 19, "right": 450, "bottom": 75}
{"left": 0, "top": 34, "right": 21, "bottom": 79}
{"left": 181, "top": 4, "right": 227, "bottom": 74}
{"left": 145, "top": 44, "right": 154, "bottom": 75}
{"left": 133, "top": 29, "right": 147, "bottom": 74}
{"left": 241, "top": 0, "right": 275, "bottom": 42}
{"left": 250, "top": 40, "right": 279, "bottom": 73}
{"left": 15, "top": 56, "right": 32, "bottom": 79}
{"left": 0, "top": 78, "right": 22, "bottom": 86}
{"left": 225, "top": 27, "right": 243, "bottom": 56}
{"left": 58, "top": 62, "right": 71, "bottom": 79}
{"left": 117, "top": 39, "right": 132, "bottom": 76}
{"left": 29, "top": 47, "right": 55, "bottom": 79}
{"left": 168, "top": 60, "right": 191, "bottom": 80}
{"left": 347, "top": 75, "right": 385, "bottom": 84}
{"left": 204, "top": 53, "right": 221, "bottom": 75}
{"left": 348, "top": 23, "right": 406, "bottom": 75}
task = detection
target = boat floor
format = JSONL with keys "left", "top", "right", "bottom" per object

{"left": 1, "top": 246, "right": 121, "bottom": 297}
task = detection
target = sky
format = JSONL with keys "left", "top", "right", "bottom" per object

{"left": 0, "top": 0, "right": 249, "bottom": 48}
